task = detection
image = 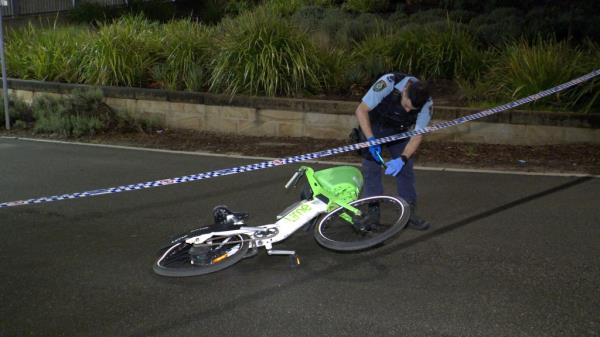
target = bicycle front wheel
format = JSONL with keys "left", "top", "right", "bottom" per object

{"left": 314, "top": 196, "right": 410, "bottom": 251}
{"left": 153, "top": 234, "right": 250, "bottom": 277}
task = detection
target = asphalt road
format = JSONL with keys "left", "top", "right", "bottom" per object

{"left": 1, "top": 137, "right": 599, "bottom": 337}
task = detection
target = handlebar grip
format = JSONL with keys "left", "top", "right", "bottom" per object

{"left": 285, "top": 171, "right": 303, "bottom": 189}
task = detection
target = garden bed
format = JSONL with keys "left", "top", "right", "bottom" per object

{"left": 4, "top": 1, "right": 599, "bottom": 114}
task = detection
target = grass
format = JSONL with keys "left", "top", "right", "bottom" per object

{"left": 5, "top": 23, "right": 90, "bottom": 82}
{"left": 393, "top": 21, "right": 485, "bottom": 80}
{"left": 78, "top": 15, "right": 161, "bottom": 87}
{"left": 209, "top": 7, "right": 325, "bottom": 97}
{"left": 350, "top": 20, "right": 485, "bottom": 85}
{"left": 342, "top": 0, "right": 390, "bottom": 13}
{"left": 152, "top": 19, "right": 215, "bottom": 91}
{"left": 463, "top": 38, "right": 600, "bottom": 112}
{"left": 2, "top": 4, "right": 599, "bottom": 113}
{"left": 350, "top": 32, "right": 397, "bottom": 84}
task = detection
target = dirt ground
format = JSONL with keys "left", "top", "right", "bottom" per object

{"left": 2, "top": 128, "right": 599, "bottom": 175}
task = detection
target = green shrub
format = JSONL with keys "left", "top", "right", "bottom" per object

{"left": 259, "top": 0, "right": 308, "bottom": 17}
{"left": 291, "top": 8, "right": 332, "bottom": 50}
{"left": 5, "top": 24, "right": 90, "bottom": 82}
{"left": 470, "top": 8, "right": 524, "bottom": 46}
{"left": 292, "top": 7, "right": 384, "bottom": 48}
{"left": 552, "top": 41, "right": 600, "bottom": 113}
{"left": 317, "top": 8, "right": 353, "bottom": 47}
{"left": 409, "top": 21, "right": 485, "bottom": 80}
{"left": 191, "top": 0, "right": 228, "bottom": 24}
{"left": 342, "top": 0, "right": 390, "bottom": 13}
{"left": 225, "top": 0, "right": 260, "bottom": 16}
{"left": 0, "top": 95, "right": 33, "bottom": 128}
{"left": 387, "top": 9, "right": 408, "bottom": 26}
{"left": 310, "top": 0, "right": 338, "bottom": 7}
{"left": 407, "top": 8, "right": 447, "bottom": 23}
{"left": 68, "top": 2, "right": 117, "bottom": 25}
{"left": 69, "top": 0, "right": 176, "bottom": 24}
{"left": 491, "top": 39, "right": 583, "bottom": 99}
{"left": 447, "top": 9, "right": 476, "bottom": 23}
{"left": 30, "top": 88, "right": 162, "bottom": 135}
{"left": 78, "top": 15, "right": 161, "bottom": 87}
{"left": 340, "top": 13, "right": 385, "bottom": 43}
{"left": 523, "top": 6, "right": 600, "bottom": 43}
{"left": 318, "top": 47, "right": 364, "bottom": 95}
{"left": 392, "top": 21, "right": 485, "bottom": 79}
{"left": 113, "top": 110, "right": 163, "bottom": 133}
{"left": 575, "top": 41, "right": 600, "bottom": 112}
{"left": 32, "top": 89, "right": 115, "bottom": 137}
{"left": 152, "top": 20, "right": 215, "bottom": 91}
{"left": 349, "top": 33, "right": 397, "bottom": 85}
{"left": 352, "top": 21, "right": 485, "bottom": 81}
{"left": 126, "top": 0, "right": 176, "bottom": 22}
{"left": 291, "top": 5, "right": 327, "bottom": 31}
{"left": 210, "top": 8, "right": 325, "bottom": 96}
{"left": 224, "top": 0, "right": 336, "bottom": 17}
{"left": 463, "top": 39, "right": 599, "bottom": 112}
{"left": 437, "top": 0, "right": 527, "bottom": 13}
{"left": 353, "top": 21, "right": 485, "bottom": 81}
{"left": 272, "top": 0, "right": 339, "bottom": 15}
{"left": 32, "top": 97, "right": 72, "bottom": 136}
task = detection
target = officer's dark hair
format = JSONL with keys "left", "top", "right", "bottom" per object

{"left": 406, "top": 80, "right": 430, "bottom": 109}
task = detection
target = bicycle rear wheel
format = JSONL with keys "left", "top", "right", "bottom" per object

{"left": 314, "top": 196, "right": 410, "bottom": 251}
{"left": 153, "top": 234, "right": 250, "bottom": 277}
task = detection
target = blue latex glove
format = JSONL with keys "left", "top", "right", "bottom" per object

{"left": 384, "top": 157, "right": 406, "bottom": 176}
{"left": 367, "top": 136, "right": 384, "bottom": 165}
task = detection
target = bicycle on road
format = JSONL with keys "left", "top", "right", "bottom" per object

{"left": 153, "top": 165, "right": 410, "bottom": 277}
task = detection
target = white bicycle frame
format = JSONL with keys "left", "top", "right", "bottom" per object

{"left": 185, "top": 197, "right": 329, "bottom": 253}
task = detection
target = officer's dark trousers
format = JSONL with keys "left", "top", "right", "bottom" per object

{"left": 361, "top": 126, "right": 417, "bottom": 205}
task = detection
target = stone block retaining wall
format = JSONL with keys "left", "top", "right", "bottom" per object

{"left": 7, "top": 79, "right": 600, "bottom": 145}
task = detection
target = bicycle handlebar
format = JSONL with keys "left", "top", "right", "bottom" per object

{"left": 284, "top": 169, "right": 305, "bottom": 189}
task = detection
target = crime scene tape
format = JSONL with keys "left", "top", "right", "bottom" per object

{"left": 1, "top": 68, "right": 599, "bottom": 209}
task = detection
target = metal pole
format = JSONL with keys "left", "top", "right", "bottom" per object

{"left": 9, "top": 0, "right": 15, "bottom": 16}
{"left": 0, "top": 5, "right": 9, "bottom": 130}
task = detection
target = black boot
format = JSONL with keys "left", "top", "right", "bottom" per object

{"left": 407, "top": 205, "right": 431, "bottom": 231}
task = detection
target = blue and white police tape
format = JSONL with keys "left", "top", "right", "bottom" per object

{"left": 1, "top": 68, "right": 599, "bottom": 209}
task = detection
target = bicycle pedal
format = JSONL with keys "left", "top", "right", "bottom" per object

{"left": 289, "top": 254, "right": 301, "bottom": 268}
{"left": 267, "top": 249, "right": 296, "bottom": 256}
{"left": 267, "top": 250, "right": 301, "bottom": 268}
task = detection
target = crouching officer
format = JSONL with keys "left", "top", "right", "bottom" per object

{"left": 355, "top": 72, "right": 432, "bottom": 230}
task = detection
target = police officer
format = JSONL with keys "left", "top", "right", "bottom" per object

{"left": 355, "top": 73, "right": 432, "bottom": 230}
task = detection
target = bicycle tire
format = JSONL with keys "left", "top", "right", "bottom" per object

{"left": 153, "top": 234, "right": 250, "bottom": 277}
{"left": 314, "top": 196, "right": 410, "bottom": 251}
